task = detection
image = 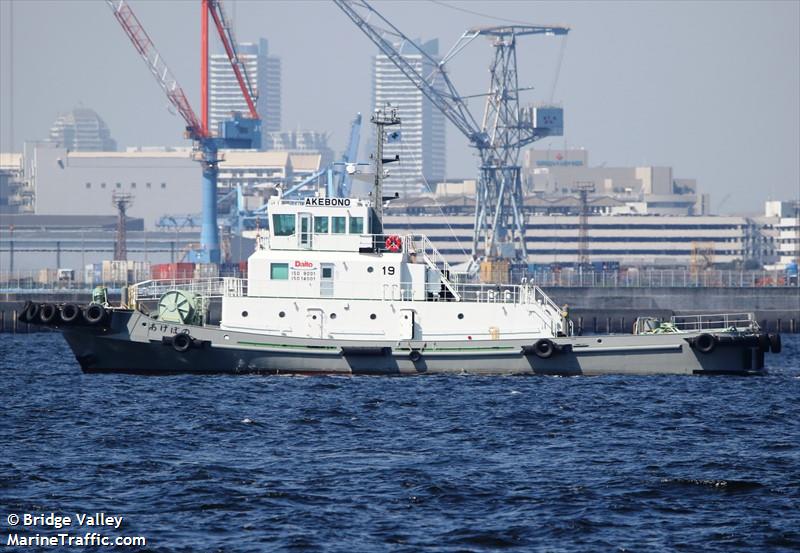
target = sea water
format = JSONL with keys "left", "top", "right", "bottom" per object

{"left": 1, "top": 334, "right": 798, "bottom": 552}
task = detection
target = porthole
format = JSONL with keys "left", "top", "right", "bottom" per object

{"left": 241, "top": 311, "right": 248, "bottom": 317}
{"left": 279, "top": 311, "right": 286, "bottom": 318}
{"left": 312, "top": 315, "right": 317, "bottom": 320}
{"left": 457, "top": 313, "right": 464, "bottom": 320}
{"left": 370, "top": 314, "right": 377, "bottom": 320}
{"left": 367, "top": 266, "right": 374, "bottom": 273}
{"left": 330, "top": 313, "right": 337, "bottom": 319}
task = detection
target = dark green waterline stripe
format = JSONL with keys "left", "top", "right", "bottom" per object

{"left": 238, "top": 341, "right": 338, "bottom": 350}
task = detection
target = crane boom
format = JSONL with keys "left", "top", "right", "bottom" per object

{"left": 207, "top": 0, "right": 259, "bottom": 119}
{"left": 106, "top": 0, "right": 205, "bottom": 137}
{"left": 332, "top": 0, "right": 485, "bottom": 146}
{"left": 333, "top": 0, "right": 570, "bottom": 270}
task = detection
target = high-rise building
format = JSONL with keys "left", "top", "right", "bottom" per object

{"left": 209, "top": 38, "right": 281, "bottom": 136}
{"left": 47, "top": 108, "right": 117, "bottom": 152}
{"left": 373, "top": 39, "right": 445, "bottom": 197}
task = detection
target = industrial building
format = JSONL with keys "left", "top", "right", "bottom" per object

{"left": 209, "top": 38, "right": 281, "bottom": 134}
{"left": 373, "top": 39, "right": 446, "bottom": 196}
{"left": 19, "top": 143, "right": 323, "bottom": 230}
{"left": 384, "top": 197, "right": 767, "bottom": 267}
{"left": 523, "top": 148, "right": 708, "bottom": 216}
{"left": 764, "top": 200, "right": 800, "bottom": 267}
{"left": 46, "top": 107, "right": 117, "bottom": 152}
{"left": 0, "top": 153, "right": 27, "bottom": 214}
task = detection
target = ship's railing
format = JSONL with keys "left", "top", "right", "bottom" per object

{"left": 229, "top": 277, "right": 560, "bottom": 308}
{"left": 669, "top": 312, "right": 758, "bottom": 332}
{"left": 128, "top": 278, "right": 233, "bottom": 307}
{"left": 403, "top": 234, "right": 464, "bottom": 300}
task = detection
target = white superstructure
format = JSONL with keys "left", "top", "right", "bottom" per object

{"left": 219, "top": 196, "right": 566, "bottom": 342}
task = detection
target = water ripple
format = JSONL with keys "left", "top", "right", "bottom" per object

{"left": 1, "top": 334, "right": 799, "bottom": 552}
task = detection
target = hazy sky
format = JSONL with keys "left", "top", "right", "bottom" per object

{"left": 0, "top": 0, "right": 798, "bottom": 214}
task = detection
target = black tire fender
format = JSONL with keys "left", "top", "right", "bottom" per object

{"left": 24, "top": 302, "right": 40, "bottom": 323}
{"left": 769, "top": 333, "right": 781, "bottom": 354}
{"left": 758, "top": 333, "right": 771, "bottom": 352}
{"left": 84, "top": 304, "right": 107, "bottom": 325}
{"left": 695, "top": 333, "right": 716, "bottom": 354}
{"left": 40, "top": 304, "right": 58, "bottom": 325}
{"left": 18, "top": 301, "right": 33, "bottom": 322}
{"left": 533, "top": 338, "right": 555, "bottom": 359}
{"left": 60, "top": 303, "right": 82, "bottom": 325}
{"left": 409, "top": 349, "right": 422, "bottom": 362}
{"left": 172, "top": 333, "right": 192, "bottom": 353}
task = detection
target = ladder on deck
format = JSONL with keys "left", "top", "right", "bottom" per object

{"left": 405, "top": 235, "right": 461, "bottom": 301}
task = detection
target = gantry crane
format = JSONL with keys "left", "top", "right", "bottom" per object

{"left": 106, "top": 0, "right": 260, "bottom": 263}
{"left": 333, "top": 0, "right": 568, "bottom": 276}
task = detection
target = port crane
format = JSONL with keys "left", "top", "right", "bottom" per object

{"left": 333, "top": 0, "right": 568, "bottom": 276}
{"left": 106, "top": 0, "right": 261, "bottom": 263}
{"left": 282, "top": 112, "right": 364, "bottom": 199}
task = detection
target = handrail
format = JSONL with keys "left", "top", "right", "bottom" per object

{"left": 404, "top": 234, "right": 462, "bottom": 300}
{"left": 670, "top": 312, "right": 758, "bottom": 332}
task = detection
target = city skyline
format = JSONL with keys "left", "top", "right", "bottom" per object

{"left": 0, "top": 1, "right": 798, "bottom": 214}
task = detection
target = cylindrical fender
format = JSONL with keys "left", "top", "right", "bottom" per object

{"left": 172, "top": 333, "right": 192, "bottom": 353}
{"left": 24, "top": 302, "right": 40, "bottom": 323}
{"left": 409, "top": 349, "right": 422, "bottom": 363}
{"left": 533, "top": 338, "right": 555, "bottom": 359}
{"left": 694, "top": 333, "right": 716, "bottom": 354}
{"left": 60, "top": 303, "right": 82, "bottom": 325}
{"left": 39, "top": 304, "right": 58, "bottom": 325}
{"left": 84, "top": 304, "right": 107, "bottom": 325}
{"left": 18, "top": 301, "right": 33, "bottom": 322}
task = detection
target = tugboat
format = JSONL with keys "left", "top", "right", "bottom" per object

{"left": 19, "top": 109, "right": 781, "bottom": 376}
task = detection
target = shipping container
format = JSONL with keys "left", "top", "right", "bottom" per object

{"left": 151, "top": 263, "right": 195, "bottom": 281}
{"left": 194, "top": 263, "right": 219, "bottom": 280}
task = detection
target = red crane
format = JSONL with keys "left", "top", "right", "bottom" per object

{"left": 106, "top": 0, "right": 261, "bottom": 262}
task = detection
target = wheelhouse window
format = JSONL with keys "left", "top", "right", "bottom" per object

{"left": 270, "top": 263, "right": 289, "bottom": 280}
{"left": 314, "top": 216, "right": 329, "bottom": 234}
{"left": 272, "top": 214, "right": 296, "bottom": 236}
{"left": 349, "top": 216, "right": 364, "bottom": 234}
{"left": 332, "top": 216, "right": 346, "bottom": 234}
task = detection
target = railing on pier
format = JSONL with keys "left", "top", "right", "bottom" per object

{"left": 669, "top": 312, "right": 759, "bottom": 332}
{"left": 522, "top": 269, "right": 799, "bottom": 289}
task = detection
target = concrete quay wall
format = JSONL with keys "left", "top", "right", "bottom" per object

{"left": 543, "top": 287, "right": 799, "bottom": 334}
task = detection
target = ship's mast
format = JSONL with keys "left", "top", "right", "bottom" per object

{"left": 370, "top": 106, "right": 400, "bottom": 233}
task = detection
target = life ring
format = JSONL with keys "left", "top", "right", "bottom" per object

{"left": 409, "top": 349, "right": 422, "bottom": 362}
{"left": 769, "top": 333, "right": 781, "bottom": 354}
{"left": 39, "top": 304, "right": 58, "bottom": 325}
{"left": 695, "top": 333, "right": 716, "bottom": 354}
{"left": 60, "top": 303, "right": 82, "bottom": 325}
{"left": 84, "top": 304, "right": 107, "bottom": 325}
{"left": 385, "top": 235, "right": 402, "bottom": 253}
{"left": 172, "top": 333, "right": 192, "bottom": 353}
{"left": 532, "top": 338, "right": 555, "bottom": 359}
